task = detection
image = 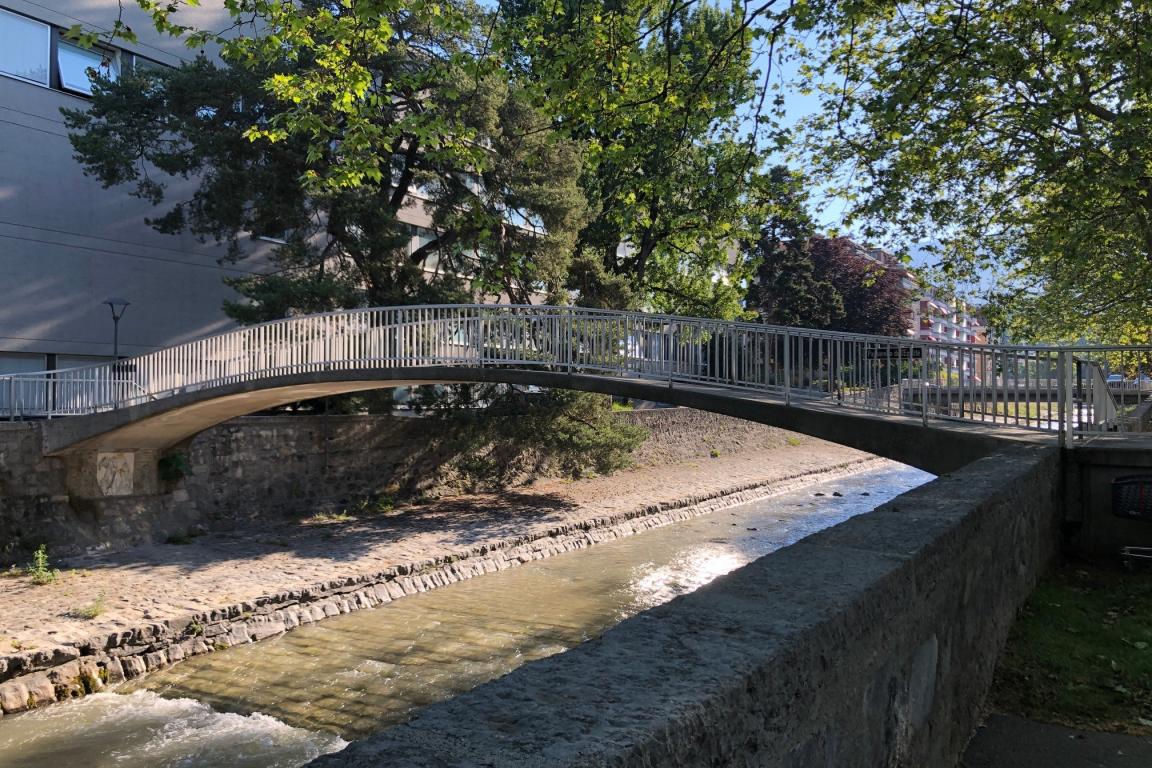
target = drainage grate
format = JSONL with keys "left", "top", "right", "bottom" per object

{"left": 1112, "top": 475, "right": 1152, "bottom": 521}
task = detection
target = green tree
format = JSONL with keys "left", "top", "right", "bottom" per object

{"left": 64, "top": 18, "right": 589, "bottom": 316}
{"left": 748, "top": 169, "right": 911, "bottom": 334}
{"left": 416, "top": 387, "right": 647, "bottom": 490}
{"left": 748, "top": 168, "right": 842, "bottom": 328}
{"left": 790, "top": 0, "right": 1152, "bottom": 341}
{"left": 503, "top": 0, "right": 773, "bottom": 318}
{"left": 63, "top": 1, "right": 649, "bottom": 480}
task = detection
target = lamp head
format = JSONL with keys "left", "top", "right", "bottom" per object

{"left": 104, "top": 298, "right": 130, "bottom": 320}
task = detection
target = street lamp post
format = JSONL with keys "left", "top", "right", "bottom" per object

{"left": 104, "top": 298, "right": 130, "bottom": 359}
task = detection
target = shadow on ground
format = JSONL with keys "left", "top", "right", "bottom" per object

{"left": 65, "top": 489, "right": 581, "bottom": 575}
{"left": 962, "top": 713, "right": 1152, "bottom": 768}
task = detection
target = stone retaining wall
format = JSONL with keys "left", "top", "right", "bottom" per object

{"left": 0, "top": 423, "right": 200, "bottom": 564}
{"left": 0, "top": 409, "right": 801, "bottom": 563}
{"left": 0, "top": 455, "right": 883, "bottom": 717}
{"left": 312, "top": 445, "right": 1063, "bottom": 768}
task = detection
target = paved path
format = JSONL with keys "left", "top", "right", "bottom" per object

{"left": 0, "top": 442, "right": 874, "bottom": 656}
{"left": 962, "top": 714, "right": 1152, "bottom": 768}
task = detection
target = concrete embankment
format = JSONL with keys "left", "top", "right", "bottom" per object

{"left": 0, "top": 414, "right": 880, "bottom": 717}
{"left": 312, "top": 445, "right": 1062, "bottom": 768}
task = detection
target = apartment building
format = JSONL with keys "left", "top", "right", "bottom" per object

{"left": 0, "top": 0, "right": 444, "bottom": 377}
{"left": 860, "top": 245, "right": 988, "bottom": 345}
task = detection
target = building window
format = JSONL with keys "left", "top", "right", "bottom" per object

{"left": 0, "top": 8, "right": 50, "bottom": 85}
{"left": 57, "top": 39, "right": 118, "bottom": 94}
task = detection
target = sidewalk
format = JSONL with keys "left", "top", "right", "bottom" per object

{"left": 962, "top": 714, "right": 1152, "bottom": 768}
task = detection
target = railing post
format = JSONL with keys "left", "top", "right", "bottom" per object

{"left": 1057, "top": 350, "right": 1070, "bottom": 447}
{"left": 565, "top": 311, "right": 573, "bottom": 374}
{"left": 783, "top": 333, "right": 792, "bottom": 406}
{"left": 919, "top": 347, "right": 928, "bottom": 427}
{"left": 476, "top": 311, "right": 483, "bottom": 368}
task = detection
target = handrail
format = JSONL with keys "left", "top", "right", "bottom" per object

{"left": 0, "top": 304, "right": 1141, "bottom": 440}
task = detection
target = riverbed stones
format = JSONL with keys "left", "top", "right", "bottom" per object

{"left": 121, "top": 656, "right": 146, "bottom": 679}
{"left": 250, "top": 617, "right": 285, "bottom": 641}
{"left": 102, "top": 658, "right": 125, "bottom": 685}
{"left": 0, "top": 681, "right": 28, "bottom": 713}
{"left": 24, "top": 674, "right": 55, "bottom": 708}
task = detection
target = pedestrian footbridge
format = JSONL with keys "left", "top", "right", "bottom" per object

{"left": 1, "top": 305, "right": 1145, "bottom": 474}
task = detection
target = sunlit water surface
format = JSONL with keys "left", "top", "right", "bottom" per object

{"left": 0, "top": 463, "right": 931, "bottom": 767}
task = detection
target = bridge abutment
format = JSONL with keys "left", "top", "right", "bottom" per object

{"left": 62, "top": 449, "right": 162, "bottom": 499}
{"left": 1063, "top": 442, "right": 1152, "bottom": 560}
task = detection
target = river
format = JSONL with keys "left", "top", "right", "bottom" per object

{"left": 0, "top": 462, "right": 931, "bottom": 768}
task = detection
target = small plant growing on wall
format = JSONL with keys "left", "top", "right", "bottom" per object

{"left": 27, "top": 545, "right": 59, "bottom": 586}
{"left": 158, "top": 453, "right": 190, "bottom": 483}
{"left": 165, "top": 531, "right": 196, "bottom": 545}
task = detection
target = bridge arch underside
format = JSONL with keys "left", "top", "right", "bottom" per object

{"left": 41, "top": 367, "right": 1019, "bottom": 475}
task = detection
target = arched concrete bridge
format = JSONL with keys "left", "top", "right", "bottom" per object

{"left": 0, "top": 304, "right": 1136, "bottom": 479}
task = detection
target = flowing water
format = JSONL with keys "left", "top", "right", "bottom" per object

{"left": 0, "top": 462, "right": 932, "bottom": 768}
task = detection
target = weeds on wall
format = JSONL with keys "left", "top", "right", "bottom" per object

{"left": 158, "top": 453, "right": 190, "bottom": 483}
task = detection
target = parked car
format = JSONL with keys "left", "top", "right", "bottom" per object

{"left": 1107, "top": 373, "right": 1124, "bottom": 383}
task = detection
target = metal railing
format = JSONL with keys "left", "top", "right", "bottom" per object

{"left": 0, "top": 304, "right": 1143, "bottom": 445}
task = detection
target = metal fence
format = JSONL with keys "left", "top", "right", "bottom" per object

{"left": 0, "top": 304, "right": 1144, "bottom": 444}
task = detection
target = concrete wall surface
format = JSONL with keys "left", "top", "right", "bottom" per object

{"left": 1064, "top": 443, "right": 1152, "bottom": 560}
{"left": 310, "top": 445, "right": 1063, "bottom": 768}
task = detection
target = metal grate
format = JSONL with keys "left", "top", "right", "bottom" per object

{"left": 1111, "top": 475, "right": 1152, "bottom": 521}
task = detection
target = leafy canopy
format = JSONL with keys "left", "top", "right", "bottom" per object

{"left": 64, "top": 2, "right": 590, "bottom": 317}
{"left": 503, "top": 0, "right": 783, "bottom": 318}
{"left": 789, "top": 0, "right": 1152, "bottom": 341}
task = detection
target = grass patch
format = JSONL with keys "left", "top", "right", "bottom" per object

{"left": 302, "top": 511, "right": 356, "bottom": 525}
{"left": 69, "top": 594, "right": 106, "bottom": 620}
{"left": 990, "top": 560, "right": 1152, "bottom": 734}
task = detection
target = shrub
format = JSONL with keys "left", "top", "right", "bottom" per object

{"left": 27, "top": 545, "right": 59, "bottom": 586}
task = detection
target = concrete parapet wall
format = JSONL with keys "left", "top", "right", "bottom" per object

{"left": 311, "top": 445, "right": 1063, "bottom": 768}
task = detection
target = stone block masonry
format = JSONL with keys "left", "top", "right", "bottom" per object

{"left": 0, "top": 408, "right": 804, "bottom": 564}
{"left": 0, "top": 424, "right": 201, "bottom": 564}
{"left": 311, "top": 445, "right": 1063, "bottom": 768}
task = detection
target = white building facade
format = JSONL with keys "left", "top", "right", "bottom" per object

{"left": 0, "top": 0, "right": 445, "bottom": 378}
